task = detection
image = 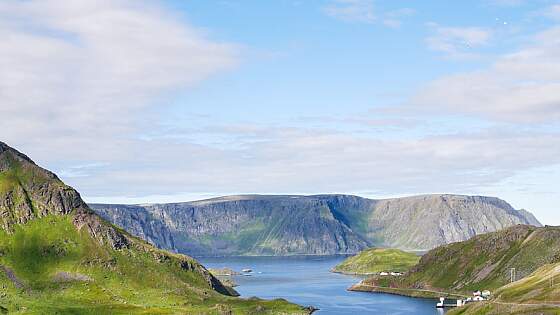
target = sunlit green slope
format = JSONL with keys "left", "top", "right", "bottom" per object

{"left": 332, "top": 248, "right": 420, "bottom": 275}
{"left": 0, "top": 141, "right": 309, "bottom": 314}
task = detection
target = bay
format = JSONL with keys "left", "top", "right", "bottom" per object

{"left": 199, "top": 255, "right": 446, "bottom": 315}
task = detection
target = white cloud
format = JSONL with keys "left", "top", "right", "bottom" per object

{"left": 46, "top": 125, "right": 560, "bottom": 204}
{"left": 426, "top": 24, "right": 492, "bottom": 59}
{"left": 324, "top": 0, "right": 376, "bottom": 23}
{"left": 0, "top": 0, "right": 237, "bottom": 142}
{"left": 488, "top": 0, "right": 525, "bottom": 6}
{"left": 382, "top": 8, "right": 415, "bottom": 28}
{"left": 415, "top": 26, "right": 560, "bottom": 122}
{"left": 1, "top": 0, "right": 559, "bottom": 226}
{"left": 324, "top": 1, "right": 414, "bottom": 28}
{"left": 543, "top": 4, "right": 560, "bottom": 20}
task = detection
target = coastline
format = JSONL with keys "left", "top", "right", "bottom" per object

{"left": 330, "top": 268, "right": 377, "bottom": 276}
{"left": 348, "top": 281, "right": 467, "bottom": 300}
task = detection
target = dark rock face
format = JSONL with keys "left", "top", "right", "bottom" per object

{"left": 0, "top": 141, "right": 129, "bottom": 250}
{"left": 91, "top": 194, "right": 541, "bottom": 257}
{"left": 1, "top": 142, "right": 85, "bottom": 229}
{"left": 93, "top": 195, "right": 370, "bottom": 256}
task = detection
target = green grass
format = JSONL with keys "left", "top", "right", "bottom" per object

{"left": 333, "top": 248, "right": 420, "bottom": 274}
{"left": 0, "top": 215, "right": 309, "bottom": 314}
{"left": 354, "top": 224, "right": 560, "bottom": 309}
{"left": 447, "top": 302, "right": 560, "bottom": 315}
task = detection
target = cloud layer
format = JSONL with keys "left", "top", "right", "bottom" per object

{"left": 426, "top": 24, "right": 492, "bottom": 59}
{"left": 0, "top": 0, "right": 237, "bottom": 143}
{"left": 0, "top": 0, "right": 558, "bottom": 226}
{"left": 416, "top": 26, "right": 560, "bottom": 122}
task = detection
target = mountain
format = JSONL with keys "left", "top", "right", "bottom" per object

{"left": 332, "top": 248, "right": 420, "bottom": 275}
{"left": 0, "top": 142, "right": 309, "bottom": 314}
{"left": 91, "top": 194, "right": 541, "bottom": 256}
{"left": 351, "top": 225, "right": 560, "bottom": 299}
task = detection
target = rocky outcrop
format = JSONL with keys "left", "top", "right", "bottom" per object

{"left": 0, "top": 142, "right": 232, "bottom": 292}
{"left": 0, "top": 141, "right": 87, "bottom": 229}
{"left": 0, "top": 142, "right": 131, "bottom": 250}
{"left": 92, "top": 194, "right": 541, "bottom": 256}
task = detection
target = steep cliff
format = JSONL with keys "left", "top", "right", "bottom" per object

{"left": 92, "top": 193, "right": 541, "bottom": 256}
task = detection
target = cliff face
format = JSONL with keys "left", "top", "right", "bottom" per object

{"left": 364, "top": 194, "right": 542, "bottom": 251}
{"left": 94, "top": 195, "right": 370, "bottom": 256}
{"left": 91, "top": 193, "right": 541, "bottom": 256}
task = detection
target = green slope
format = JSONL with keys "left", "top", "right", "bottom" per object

{"left": 448, "top": 262, "right": 560, "bottom": 315}
{"left": 354, "top": 225, "right": 560, "bottom": 297}
{"left": 0, "top": 142, "right": 309, "bottom": 314}
{"left": 332, "top": 248, "right": 420, "bottom": 275}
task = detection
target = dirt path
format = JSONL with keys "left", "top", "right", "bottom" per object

{"left": 350, "top": 283, "right": 469, "bottom": 299}
{"left": 491, "top": 301, "right": 560, "bottom": 308}
{"left": 0, "top": 265, "right": 25, "bottom": 290}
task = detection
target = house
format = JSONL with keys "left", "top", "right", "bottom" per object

{"left": 390, "top": 272, "right": 403, "bottom": 276}
{"left": 473, "top": 296, "right": 485, "bottom": 301}
{"left": 379, "top": 272, "right": 389, "bottom": 276}
{"left": 473, "top": 290, "right": 481, "bottom": 297}
{"left": 481, "top": 290, "right": 491, "bottom": 298}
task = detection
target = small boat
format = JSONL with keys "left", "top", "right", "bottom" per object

{"left": 242, "top": 268, "right": 253, "bottom": 273}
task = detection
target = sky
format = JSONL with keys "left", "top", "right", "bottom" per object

{"left": 1, "top": 0, "right": 559, "bottom": 224}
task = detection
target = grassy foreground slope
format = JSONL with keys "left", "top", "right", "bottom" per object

{"left": 0, "top": 142, "right": 309, "bottom": 314}
{"left": 448, "top": 262, "right": 560, "bottom": 315}
{"left": 332, "top": 248, "right": 420, "bottom": 275}
{"left": 352, "top": 225, "right": 560, "bottom": 297}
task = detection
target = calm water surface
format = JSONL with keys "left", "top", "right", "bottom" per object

{"left": 199, "top": 255, "right": 445, "bottom": 315}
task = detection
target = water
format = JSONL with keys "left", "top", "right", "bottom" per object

{"left": 199, "top": 255, "right": 445, "bottom": 315}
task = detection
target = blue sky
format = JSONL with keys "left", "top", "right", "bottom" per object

{"left": 1, "top": 0, "right": 559, "bottom": 224}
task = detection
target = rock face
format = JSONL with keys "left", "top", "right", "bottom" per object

{"left": 0, "top": 141, "right": 233, "bottom": 295}
{"left": 91, "top": 194, "right": 541, "bottom": 256}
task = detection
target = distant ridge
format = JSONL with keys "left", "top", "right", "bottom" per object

{"left": 91, "top": 193, "right": 541, "bottom": 256}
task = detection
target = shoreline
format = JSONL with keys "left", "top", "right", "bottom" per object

{"left": 349, "top": 282, "right": 467, "bottom": 300}
{"left": 330, "top": 268, "right": 377, "bottom": 276}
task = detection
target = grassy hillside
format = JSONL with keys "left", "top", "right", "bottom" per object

{"left": 448, "top": 262, "right": 560, "bottom": 315}
{"left": 332, "top": 248, "right": 420, "bottom": 275}
{"left": 0, "top": 142, "right": 309, "bottom": 314}
{"left": 352, "top": 225, "right": 560, "bottom": 297}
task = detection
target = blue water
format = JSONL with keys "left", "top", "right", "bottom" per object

{"left": 199, "top": 255, "right": 445, "bottom": 315}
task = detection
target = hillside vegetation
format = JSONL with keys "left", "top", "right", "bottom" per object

{"left": 448, "top": 262, "right": 560, "bottom": 314}
{"left": 352, "top": 225, "right": 560, "bottom": 297}
{"left": 0, "top": 142, "right": 309, "bottom": 314}
{"left": 332, "top": 248, "right": 420, "bottom": 275}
